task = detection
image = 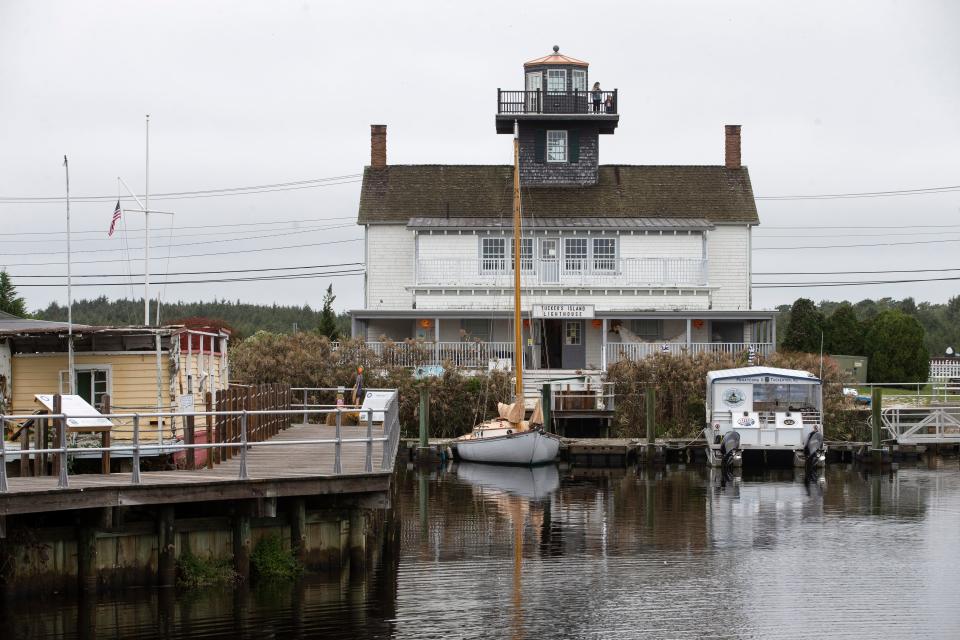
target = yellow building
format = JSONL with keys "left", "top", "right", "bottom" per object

{"left": 0, "top": 312, "right": 230, "bottom": 441}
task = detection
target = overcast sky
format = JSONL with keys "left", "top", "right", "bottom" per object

{"left": 1, "top": 0, "right": 958, "bottom": 315}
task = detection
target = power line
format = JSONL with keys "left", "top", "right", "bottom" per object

{"left": 753, "top": 237, "right": 960, "bottom": 250}
{"left": 0, "top": 217, "right": 357, "bottom": 242}
{"left": 13, "top": 269, "right": 366, "bottom": 288}
{"left": 0, "top": 174, "right": 363, "bottom": 204}
{"left": 9, "top": 262, "right": 364, "bottom": 279}
{"left": 756, "top": 184, "right": 960, "bottom": 201}
{"left": 754, "top": 231, "right": 960, "bottom": 239}
{"left": 754, "top": 266, "right": 960, "bottom": 276}
{"left": 0, "top": 223, "right": 355, "bottom": 257}
{"left": 754, "top": 275, "right": 960, "bottom": 288}
{"left": 759, "top": 223, "right": 960, "bottom": 230}
{"left": 3, "top": 237, "right": 363, "bottom": 267}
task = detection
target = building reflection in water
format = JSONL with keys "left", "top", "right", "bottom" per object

{"left": 4, "top": 463, "right": 957, "bottom": 639}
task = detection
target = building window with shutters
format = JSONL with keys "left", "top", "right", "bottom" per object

{"left": 480, "top": 237, "right": 506, "bottom": 273}
{"left": 547, "top": 130, "right": 567, "bottom": 163}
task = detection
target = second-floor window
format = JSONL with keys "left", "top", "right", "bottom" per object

{"left": 547, "top": 130, "right": 567, "bottom": 163}
{"left": 510, "top": 238, "right": 535, "bottom": 272}
{"left": 481, "top": 237, "right": 506, "bottom": 272}
{"left": 564, "top": 238, "right": 588, "bottom": 272}
{"left": 593, "top": 238, "right": 616, "bottom": 271}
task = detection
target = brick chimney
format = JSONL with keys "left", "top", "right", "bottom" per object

{"left": 370, "top": 124, "right": 387, "bottom": 169}
{"left": 725, "top": 125, "right": 741, "bottom": 169}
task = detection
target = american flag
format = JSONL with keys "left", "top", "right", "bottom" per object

{"left": 108, "top": 200, "right": 121, "bottom": 236}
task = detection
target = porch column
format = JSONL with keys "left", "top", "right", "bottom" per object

{"left": 434, "top": 318, "right": 440, "bottom": 365}
{"left": 601, "top": 319, "right": 608, "bottom": 370}
{"left": 686, "top": 318, "right": 692, "bottom": 349}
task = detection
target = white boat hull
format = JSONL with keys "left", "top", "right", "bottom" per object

{"left": 456, "top": 430, "right": 561, "bottom": 465}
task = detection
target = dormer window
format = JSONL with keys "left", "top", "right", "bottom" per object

{"left": 547, "top": 130, "right": 567, "bottom": 162}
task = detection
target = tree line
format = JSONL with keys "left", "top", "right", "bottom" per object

{"left": 778, "top": 297, "right": 943, "bottom": 383}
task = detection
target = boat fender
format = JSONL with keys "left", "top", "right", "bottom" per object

{"left": 805, "top": 430, "right": 824, "bottom": 458}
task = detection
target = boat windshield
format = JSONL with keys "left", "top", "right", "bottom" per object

{"left": 752, "top": 383, "right": 820, "bottom": 412}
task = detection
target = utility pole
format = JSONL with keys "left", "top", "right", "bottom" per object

{"left": 144, "top": 114, "right": 150, "bottom": 325}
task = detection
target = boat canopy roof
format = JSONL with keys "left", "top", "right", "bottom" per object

{"left": 706, "top": 366, "right": 820, "bottom": 385}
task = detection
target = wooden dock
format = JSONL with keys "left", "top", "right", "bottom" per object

{"left": 1, "top": 423, "right": 395, "bottom": 516}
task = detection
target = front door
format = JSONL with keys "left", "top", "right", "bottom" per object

{"left": 562, "top": 320, "right": 586, "bottom": 369}
{"left": 525, "top": 71, "right": 542, "bottom": 112}
{"left": 540, "top": 238, "right": 559, "bottom": 284}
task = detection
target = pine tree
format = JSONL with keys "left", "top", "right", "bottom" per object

{"left": 0, "top": 270, "right": 27, "bottom": 317}
{"left": 824, "top": 303, "right": 865, "bottom": 355}
{"left": 863, "top": 309, "right": 929, "bottom": 383}
{"left": 317, "top": 284, "right": 340, "bottom": 340}
{"left": 781, "top": 298, "right": 825, "bottom": 353}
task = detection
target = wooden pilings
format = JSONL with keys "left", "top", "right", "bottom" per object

{"left": 158, "top": 505, "right": 176, "bottom": 587}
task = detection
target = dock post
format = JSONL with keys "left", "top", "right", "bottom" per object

{"left": 132, "top": 415, "right": 142, "bottom": 485}
{"left": 365, "top": 409, "right": 373, "bottom": 473}
{"left": 77, "top": 525, "right": 98, "bottom": 593}
{"left": 871, "top": 387, "right": 883, "bottom": 466}
{"left": 645, "top": 387, "right": 656, "bottom": 462}
{"left": 239, "top": 411, "right": 248, "bottom": 480}
{"left": 290, "top": 497, "right": 307, "bottom": 563}
{"left": 158, "top": 505, "right": 175, "bottom": 586}
{"left": 541, "top": 383, "right": 552, "bottom": 432}
{"left": 334, "top": 409, "right": 342, "bottom": 474}
{"left": 0, "top": 427, "right": 8, "bottom": 493}
{"left": 418, "top": 386, "right": 429, "bottom": 450}
{"left": 233, "top": 508, "right": 252, "bottom": 582}
{"left": 54, "top": 394, "right": 68, "bottom": 489}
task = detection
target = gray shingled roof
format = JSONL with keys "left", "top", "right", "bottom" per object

{"left": 358, "top": 165, "right": 759, "bottom": 225}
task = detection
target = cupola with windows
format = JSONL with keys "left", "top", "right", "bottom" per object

{"left": 496, "top": 46, "right": 618, "bottom": 186}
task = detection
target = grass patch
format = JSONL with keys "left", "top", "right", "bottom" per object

{"left": 251, "top": 534, "right": 301, "bottom": 582}
{"left": 176, "top": 551, "right": 238, "bottom": 589}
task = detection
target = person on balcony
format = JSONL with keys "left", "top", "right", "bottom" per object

{"left": 604, "top": 93, "right": 614, "bottom": 113}
{"left": 591, "top": 82, "right": 602, "bottom": 113}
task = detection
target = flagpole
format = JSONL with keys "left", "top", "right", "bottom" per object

{"left": 144, "top": 114, "right": 150, "bottom": 326}
{"left": 64, "top": 155, "right": 74, "bottom": 394}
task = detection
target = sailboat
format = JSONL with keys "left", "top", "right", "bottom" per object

{"left": 454, "top": 121, "right": 562, "bottom": 466}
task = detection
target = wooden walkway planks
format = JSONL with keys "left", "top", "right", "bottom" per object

{"left": 0, "top": 422, "right": 395, "bottom": 516}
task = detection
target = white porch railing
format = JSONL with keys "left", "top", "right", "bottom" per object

{"left": 416, "top": 257, "right": 708, "bottom": 288}
{"left": 606, "top": 342, "right": 774, "bottom": 364}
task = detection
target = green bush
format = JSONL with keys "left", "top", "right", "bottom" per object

{"left": 251, "top": 534, "right": 301, "bottom": 582}
{"left": 176, "top": 551, "right": 237, "bottom": 589}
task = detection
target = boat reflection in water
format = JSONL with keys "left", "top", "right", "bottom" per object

{"left": 454, "top": 462, "right": 560, "bottom": 640}
{"left": 454, "top": 462, "right": 561, "bottom": 500}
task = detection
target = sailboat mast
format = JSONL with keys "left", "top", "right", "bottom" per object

{"left": 512, "top": 120, "right": 523, "bottom": 401}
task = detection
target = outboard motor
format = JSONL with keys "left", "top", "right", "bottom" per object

{"left": 720, "top": 430, "right": 741, "bottom": 467}
{"left": 805, "top": 430, "right": 825, "bottom": 466}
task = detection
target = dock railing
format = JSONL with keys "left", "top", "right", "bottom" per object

{"left": 0, "top": 389, "right": 401, "bottom": 493}
{"left": 549, "top": 381, "right": 616, "bottom": 413}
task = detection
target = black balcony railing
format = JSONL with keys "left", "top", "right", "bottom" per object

{"left": 497, "top": 89, "right": 618, "bottom": 115}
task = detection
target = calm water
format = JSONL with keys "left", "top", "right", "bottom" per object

{"left": 5, "top": 460, "right": 960, "bottom": 639}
